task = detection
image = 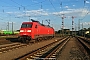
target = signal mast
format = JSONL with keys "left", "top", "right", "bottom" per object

{"left": 71, "top": 16, "right": 76, "bottom": 35}
{"left": 61, "top": 14, "right": 66, "bottom": 36}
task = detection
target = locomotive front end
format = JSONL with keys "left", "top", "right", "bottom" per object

{"left": 18, "top": 22, "right": 33, "bottom": 42}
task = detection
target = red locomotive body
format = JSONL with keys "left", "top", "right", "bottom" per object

{"left": 18, "top": 19, "right": 54, "bottom": 42}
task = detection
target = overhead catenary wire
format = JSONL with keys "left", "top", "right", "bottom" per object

{"left": 0, "top": 0, "right": 47, "bottom": 12}
{"left": 78, "top": 0, "right": 90, "bottom": 31}
{"left": 1, "top": 0, "right": 53, "bottom": 12}
{"left": 9, "top": 0, "right": 47, "bottom": 21}
{"left": 48, "top": 0, "right": 63, "bottom": 18}
{"left": 10, "top": 0, "right": 25, "bottom": 10}
{"left": 79, "top": 0, "right": 90, "bottom": 20}
{"left": 0, "top": 0, "right": 24, "bottom": 22}
{"left": 1, "top": 0, "right": 89, "bottom": 20}
{"left": 10, "top": 0, "right": 47, "bottom": 11}
{"left": 25, "top": 0, "right": 46, "bottom": 7}
{"left": 82, "top": 5, "right": 90, "bottom": 20}
{"left": 48, "top": 0, "right": 58, "bottom": 12}
{"left": 0, "top": 0, "right": 21, "bottom": 11}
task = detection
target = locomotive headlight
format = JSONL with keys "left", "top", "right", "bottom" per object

{"left": 27, "top": 30, "right": 31, "bottom": 32}
{"left": 20, "top": 30, "right": 24, "bottom": 32}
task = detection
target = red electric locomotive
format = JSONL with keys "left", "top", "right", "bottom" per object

{"left": 18, "top": 19, "right": 54, "bottom": 42}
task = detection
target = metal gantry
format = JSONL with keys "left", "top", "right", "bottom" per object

{"left": 61, "top": 14, "right": 66, "bottom": 36}
{"left": 71, "top": 16, "right": 76, "bottom": 35}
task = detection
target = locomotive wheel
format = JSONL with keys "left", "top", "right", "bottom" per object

{"left": 22, "top": 39, "right": 26, "bottom": 43}
{"left": 26, "top": 40, "right": 30, "bottom": 43}
{"left": 36, "top": 38, "right": 39, "bottom": 42}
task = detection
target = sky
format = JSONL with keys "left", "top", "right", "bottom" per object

{"left": 0, "top": 0, "right": 90, "bottom": 31}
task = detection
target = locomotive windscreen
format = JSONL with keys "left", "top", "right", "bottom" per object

{"left": 21, "top": 24, "right": 32, "bottom": 28}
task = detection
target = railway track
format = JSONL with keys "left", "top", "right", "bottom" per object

{"left": 15, "top": 36, "right": 70, "bottom": 60}
{"left": 76, "top": 37, "right": 90, "bottom": 59}
{"left": 1, "top": 36, "right": 89, "bottom": 60}
{"left": 39, "top": 37, "right": 70, "bottom": 60}
{"left": 54, "top": 37, "right": 90, "bottom": 60}
{"left": 0, "top": 37, "right": 64, "bottom": 54}
{"left": 0, "top": 43, "right": 28, "bottom": 54}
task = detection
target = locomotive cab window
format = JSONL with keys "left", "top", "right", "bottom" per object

{"left": 21, "top": 24, "right": 32, "bottom": 28}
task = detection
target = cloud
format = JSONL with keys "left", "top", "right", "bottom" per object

{"left": 17, "top": 9, "right": 49, "bottom": 17}
{"left": 86, "top": 1, "right": 90, "bottom": 3}
{"left": 5, "top": 8, "right": 90, "bottom": 20}
{"left": 73, "top": 5, "right": 75, "bottom": 7}
{"left": 32, "top": 0, "right": 38, "bottom": 3}
{"left": 81, "top": 22, "right": 90, "bottom": 25}
{"left": 6, "top": 11, "right": 21, "bottom": 15}
{"left": 64, "top": 6, "right": 69, "bottom": 8}
{"left": 52, "top": 8, "right": 90, "bottom": 18}
{"left": 6, "top": 12, "right": 13, "bottom": 14}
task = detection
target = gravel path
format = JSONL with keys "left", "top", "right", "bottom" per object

{"left": 57, "top": 37, "right": 84, "bottom": 60}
